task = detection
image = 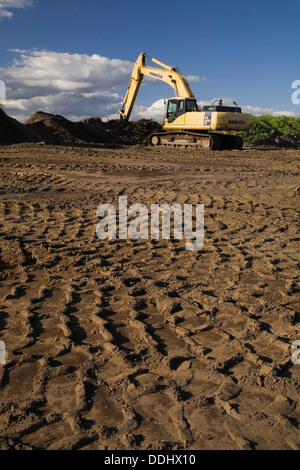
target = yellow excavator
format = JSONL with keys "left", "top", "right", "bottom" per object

{"left": 119, "top": 53, "right": 250, "bottom": 150}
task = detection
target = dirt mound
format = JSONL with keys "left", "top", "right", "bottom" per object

{"left": 252, "top": 129, "right": 300, "bottom": 148}
{"left": 24, "top": 111, "right": 163, "bottom": 146}
{"left": 78, "top": 117, "right": 112, "bottom": 143}
{"left": 0, "top": 108, "right": 39, "bottom": 144}
{"left": 1, "top": 109, "right": 163, "bottom": 146}
{"left": 102, "top": 119, "right": 163, "bottom": 145}
{"left": 24, "top": 112, "right": 112, "bottom": 145}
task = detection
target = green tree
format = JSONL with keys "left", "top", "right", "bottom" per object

{"left": 238, "top": 114, "right": 300, "bottom": 143}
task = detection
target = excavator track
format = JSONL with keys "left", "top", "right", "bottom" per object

{"left": 149, "top": 131, "right": 243, "bottom": 150}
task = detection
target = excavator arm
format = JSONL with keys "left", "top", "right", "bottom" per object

{"left": 119, "top": 53, "right": 195, "bottom": 120}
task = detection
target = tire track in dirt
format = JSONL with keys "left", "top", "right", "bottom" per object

{"left": 0, "top": 145, "right": 299, "bottom": 449}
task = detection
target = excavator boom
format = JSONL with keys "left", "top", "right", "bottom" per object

{"left": 119, "top": 53, "right": 194, "bottom": 120}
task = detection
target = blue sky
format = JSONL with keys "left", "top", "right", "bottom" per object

{"left": 0, "top": 0, "right": 299, "bottom": 122}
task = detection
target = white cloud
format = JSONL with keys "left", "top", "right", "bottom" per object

{"left": 186, "top": 75, "right": 207, "bottom": 82}
{"left": 242, "top": 105, "right": 298, "bottom": 117}
{"left": 0, "top": 0, "right": 33, "bottom": 6}
{"left": 0, "top": 0, "right": 33, "bottom": 19}
{"left": 5, "top": 49, "right": 133, "bottom": 92}
{"left": 5, "top": 90, "right": 122, "bottom": 122}
{"left": 131, "top": 99, "right": 166, "bottom": 122}
{"left": 1, "top": 49, "right": 134, "bottom": 121}
{"left": 0, "top": 9, "right": 12, "bottom": 17}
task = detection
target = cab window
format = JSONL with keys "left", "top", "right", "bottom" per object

{"left": 167, "top": 101, "right": 177, "bottom": 113}
{"left": 178, "top": 100, "right": 184, "bottom": 112}
{"left": 186, "top": 100, "right": 197, "bottom": 112}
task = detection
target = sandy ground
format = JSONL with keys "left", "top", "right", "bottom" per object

{"left": 0, "top": 143, "right": 299, "bottom": 450}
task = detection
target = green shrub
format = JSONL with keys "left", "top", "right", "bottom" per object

{"left": 238, "top": 114, "right": 300, "bottom": 143}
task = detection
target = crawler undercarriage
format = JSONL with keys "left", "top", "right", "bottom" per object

{"left": 149, "top": 131, "right": 243, "bottom": 150}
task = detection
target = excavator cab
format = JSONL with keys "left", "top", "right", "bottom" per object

{"left": 166, "top": 98, "right": 198, "bottom": 123}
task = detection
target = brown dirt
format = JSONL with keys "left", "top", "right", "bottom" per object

{"left": 24, "top": 112, "right": 112, "bottom": 145}
{"left": 0, "top": 109, "right": 163, "bottom": 146}
{"left": 0, "top": 143, "right": 299, "bottom": 450}
{"left": 24, "top": 111, "right": 163, "bottom": 146}
{"left": 0, "top": 109, "right": 39, "bottom": 144}
{"left": 252, "top": 130, "right": 300, "bottom": 148}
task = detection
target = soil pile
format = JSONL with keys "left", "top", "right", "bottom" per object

{"left": 252, "top": 129, "right": 300, "bottom": 148}
{"left": 102, "top": 118, "right": 163, "bottom": 145}
{"left": 24, "top": 111, "right": 163, "bottom": 146}
{"left": 0, "top": 108, "right": 39, "bottom": 144}
{"left": 24, "top": 112, "right": 112, "bottom": 145}
{"left": 79, "top": 117, "right": 113, "bottom": 144}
